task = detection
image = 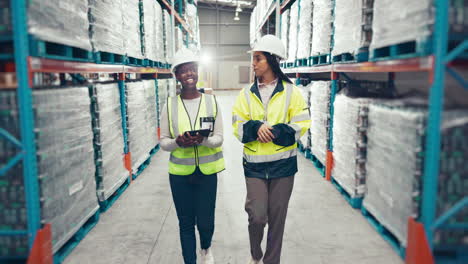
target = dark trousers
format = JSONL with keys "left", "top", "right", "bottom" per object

{"left": 245, "top": 176, "right": 295, "bottom": 264}
{"left": 169, "top": 171, "right": 218, "bottom": 264}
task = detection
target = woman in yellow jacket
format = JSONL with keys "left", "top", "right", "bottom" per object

{"left": 160, "top": 48, "right": 224, "bottom": 264}
{"left": 232, "top": 35, "right": 310, "bottom": 264}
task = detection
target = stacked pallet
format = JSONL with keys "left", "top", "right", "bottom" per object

{"left": 370, "top": 0, "right": 432, "bottom": 57}
{"left": 287, "top": 1, "right": 299, "bottom": 64}
{"left": 280, "top": 9, "right": 290, "bottom": 61}
{"left": 433, "top": 113, "right": 468, "bottom": 246}
{"left": 126, "top": 81, "right": 158, "bottom": 173}
{"left": 142, "top": 0, "right": 165, "bottom": 63}
{"left": 157, "top": 79, "right": 168, "bottom": 127}
{"left": 89, "top": 83, "right": 128, "bottom": 202}
{"left": 0, "top": 88, "right": 99, "bottom": 256}
{"left": 297, "top": 0, "right": 313, "bottom": 62}
{"left": 298, "top": 84, "right": 311, "bottom": 150}
{"left": 28, "top": 0, "right": 91, "bottom": 51}
{"left": 310, "top": 0, "right": 333, "bottom": 60}
{"left": 89, "top": 0, "right": 125, "bottom": 56}
{"left": 0, "top": 91, "right": 28, "bottom": 257}
{"left": 332, "top": 0, "right": 373, "bottom": 61}
{"left": 309, "top": 81, "right": 331, "bottom": 165}
{"left": 332, "top": 94, "right": 373, "bottom": 200}
{"left": 143, "top": 80, "right": 159, "bottom": 149}
{"left": 123, "top": 0, "right": 143, "bottom": 60}
{"left": 163, "top": 10, "right": 174, "bottom": 64}
{"left": 364, "top": 102, "right": 468, "bottom": 248}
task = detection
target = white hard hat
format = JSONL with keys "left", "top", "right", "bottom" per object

{"left": 171, "top": 48, "right": 199, "bottom": 74}
{"left": 249, "top": 34, "right": 286, "bottom": 60}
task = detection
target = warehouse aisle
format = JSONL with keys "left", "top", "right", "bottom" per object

{"left": 64, "top": 91, "right": 403, "bottom": 264}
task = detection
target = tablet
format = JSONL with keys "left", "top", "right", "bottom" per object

{"left": 187, "top": 129, "right": 211, "bottom": 137}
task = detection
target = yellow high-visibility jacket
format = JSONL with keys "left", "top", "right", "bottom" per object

{"left": 168, "top": 94, "right": 225, "bottom": 175}
{"left": 232, "top": 80, "right": 310, "bottom": 179}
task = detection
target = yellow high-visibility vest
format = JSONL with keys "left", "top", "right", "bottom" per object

{"left": 167, "top": 94, "right": 225, "bottom": 175}
{"left": 232, "top": 80, "right": 310, "bottom": 164}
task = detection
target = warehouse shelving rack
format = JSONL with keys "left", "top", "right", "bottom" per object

{"left": 0, "top": 0, "right": 190, "bottom": 263}
{"left": 252, "top": 0, "right": 467, "bottom": 263}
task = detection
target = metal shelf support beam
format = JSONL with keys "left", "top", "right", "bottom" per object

{"left": 11, "top": 0, "right": 41, "bottom": 249}
{"left": 421, "top": 0, "right": 449, "bottom": 248}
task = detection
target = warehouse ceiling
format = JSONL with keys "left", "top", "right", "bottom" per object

{"left": 197, "top": 0, "right": 256, "bottom": 10}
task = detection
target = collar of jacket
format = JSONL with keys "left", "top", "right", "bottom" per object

{"left": 250, "top": 79, "right": 285, "bottom": 103}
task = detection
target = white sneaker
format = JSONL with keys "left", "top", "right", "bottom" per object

{"left": 200, "top": 248, "right": 214, "bottom": 264}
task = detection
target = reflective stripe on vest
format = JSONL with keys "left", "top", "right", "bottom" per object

{"left": 242, "top": 81, "right": 298, "bottom": 163}
{"left": 167, "top": 94, "right": 225, "bottom": 175}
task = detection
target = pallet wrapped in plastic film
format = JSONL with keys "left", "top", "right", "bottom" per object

{"left": 363, "top": 102, "right": 468, "bottom": 248}
{"left": 297, "top": 0, "right": 313, "bottom": 60}
{"left": 250, "top": 6, "right": 258, "bottom": 45}
{"left": 89, "top": 0, "right": 125, "bottom": 55}
{"left": 89, "top": 83, "right": 128, "bottom": 202}
{"left": 311, "top": 0, "right": 333, "bottom": 57}
{"left": 332, "top": 0, "right": 373, "bottom": 58}
{"left": 298, "top": 84, "right": 311, "bottom": 149}
{"left": 287, "top": 1, "right": 299, "bottom": 63}
{"left": 157, "top": 79, "right": 168, "bottom": 127}
{"left": 142, "top": 0, "right": 165, "bottom": 63}
{"left": 143, "top": 80, "right": 159, "bottom": 149}
{"left": 163, "top": 10, "right": 174, "bottom": 63}
{"left": 123, "top": 0, "right": 143, "bottom": 59}
{"left": 370, "top": 0, "right": 432, "bottom": 51}
{"left": 309, "top": 81, "right": 331, "bottom": 165}
{"left": 126, "top": 81, "right": 158, "bottom": 173}
{"left": 27, "top": 0, "right": 91, "bottom": 51}
{"left": 280, "top": 9, "right": 290, "bottom": 60}
{"left": 332, "top": 94, "right": 374, "bottom": 198}
{"left": 0, "top": 87, "right": 99, "bottom": 257}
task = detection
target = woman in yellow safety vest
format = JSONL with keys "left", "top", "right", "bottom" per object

{"left": 232, "top": 35, "right": 311, "bottom": 264}
{"left": 160, "top": 48, "right": 225, "bottom": 264}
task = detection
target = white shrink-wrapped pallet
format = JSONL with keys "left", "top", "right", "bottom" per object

{"left": 163, "top": 10, "right": 174, "bottom": 63}
{"left": 332, "top": 94, "right": 375, "bottom": 199}
{"left": 250, "top": 7, "right": 257, "bottom": 45}
{"left": 154, "top": 2, "right": 165, "bottom": 63}
{"left": 297, "top": 0, "right": 313, "bottom": 59}
{"left": 287, "top": 1, "right": 299, "bottom": 63}
{"left": 142, "top": 0, "right": 157, "bottom": 61}
{"left": 280, "top": 9, "right": 290, "bottom": 61}
{"left": 34, "top": 87, "right": 98, "bottom": 253}
{"left": 28, "top": 0, "right": 91, "bottom": 51}
{"left": 127, "top": 81, "right": 151, "bottom": 172}
{"left": 298, "top": 84, "right": 311, "bottom": 149}
{"left": 142, "top": 0, "right": 164, "bottom": 62}
{"left": 89, "top": 0, "right": 125, "bottom": 55}
{"left": 309, "top": 81, "right": 331, "bottom": 165}
{"left": 143, "top": 80, "right": 159, "bottom": 148}
{"left": 91, "top": 83, "right": 128, "bottom": 202}
{"left": 123, "top": 0, "right": 143, "bottom": 59}
{"left": 332, "top": 0, "right": 362, "bottom": 56}
{"left": 370, "top": 0, "right": 432, "bottom": 50}
{"left": 311, "top": 0, "right": 333, "bottom": 56}
{"left": 364, "top": 102, "right": 468, "bottom": 248}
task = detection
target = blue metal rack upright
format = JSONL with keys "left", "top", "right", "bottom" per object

{"left": 0, "top": 0, "right": 42, "bottom": 255}
{"left": 0, "top": 0, "right": 180, "bottom": 262}
{"left": 275, "top": 0, "right": 467, "bottom": 262}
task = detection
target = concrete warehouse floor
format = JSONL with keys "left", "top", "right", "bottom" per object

{"left": 64, "top": 91, "right": 403, "bottom": 264}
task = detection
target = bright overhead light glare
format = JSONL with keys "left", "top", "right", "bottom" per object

{"left": 236, "top": 5, "right": 242, "bottom": 12}
{"left": 234, "top": 15, "right": 240, "bottom": 21}
{"left": 200, "top": 53, "right": 211, "bottom": 65}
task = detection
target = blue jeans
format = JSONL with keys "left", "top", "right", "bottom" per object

{"left": 169, "top": 170, "right": 217, "bottom": 264}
